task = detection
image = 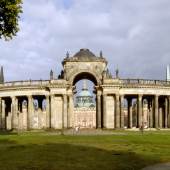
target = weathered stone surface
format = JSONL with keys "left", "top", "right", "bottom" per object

{"left": 0, "top": 49, "right": 170, "bottom": 130}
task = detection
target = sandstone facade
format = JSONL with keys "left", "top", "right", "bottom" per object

{"left": 0, "top": 49, "right": 170, "bottom": 130}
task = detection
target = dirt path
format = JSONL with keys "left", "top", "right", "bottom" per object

{"left": 142, "top": 163, "right": 170, "bottom": 170}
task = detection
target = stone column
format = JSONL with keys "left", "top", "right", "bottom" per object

{"left": 115, "top": 94, "right": 120, "bottom": 128}
{"left": 137, "top": 95, "right": 142, "bottom": 128}
{"left": 97, "top": 92, "right": 102, "bottom": 128}
{"left": 120, "top": 95, "right": 124, "bottom": 129}
{"left": 68, "top": 94, "right": 74, "bottom": 128}
{"left": 159, "top": 107, "right": 163, "bottom": 128}
{"left": 46, "top": 95, "right": 50, "bottom": 128}
{"left": 168, "top": 96, "right": 170, "bottom": 128}
{"left": 50, "top": 95, "right": 55, "bottom": 128}
{"left": 0, "top": 98, "right": 2, "bottom": 129}
{"left": 128, "top": 98, "right": 133, "bottom": 128}
{"left": 63, "top": 95, "right": 68, "bottom": 128}
{"left": 165, "top": 97, "right": 168, "bottom": 128}
{"left": 28, "top": 96, "right": 34, "bottom": 129}
{"left": 103, "top": 94, "right": 107, "bottom": 128}
{"left": 149, "top": 99, "right": 153, "bottom": 128}
{"left": 11, "top": 96, "right": 18, "bottom": 129}
{"left": 1, "top": 100, "right": 5, "bottom": 129}
{"left": 154, "top": 95, "right": 159, "bottom": 128}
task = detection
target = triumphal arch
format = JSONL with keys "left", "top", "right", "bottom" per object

{"left": 0, "top": 48, "right": 170, "bottom": 130}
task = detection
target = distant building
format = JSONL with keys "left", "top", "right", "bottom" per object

{"left": 74, "top": 80, "right": 96, "bottom": 128}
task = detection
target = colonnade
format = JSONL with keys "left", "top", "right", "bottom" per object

{"left": 0, "top": 95, "right": 70, "bottom": 130}
{"left": 101, "top": 94, "right": 170, "bottom": 129}
{"left": 0, "top": 93, "right": 170, "bottom": 130}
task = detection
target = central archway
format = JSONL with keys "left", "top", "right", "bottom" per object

{"left": 72, "top": 71, "right": 98, "bottom": 86}
{"left": 72, "top": 72, "right": 98, "bottom": 129}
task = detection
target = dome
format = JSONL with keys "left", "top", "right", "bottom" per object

{"left": 73, "top": 49, "right": 97, "bottom": 61}
{"left": 78, "top": 90, "right": 92, "bottom": 97}
{"left": 75, "top": 80, "right": 95, "bottom": 108}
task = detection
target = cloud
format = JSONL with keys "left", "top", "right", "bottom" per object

{"left": 0, "top": 0, "right": 170, "bottom": 81}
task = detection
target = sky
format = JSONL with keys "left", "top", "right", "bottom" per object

{"left": 0, "top": 0, "right": 170, "bottom": 82}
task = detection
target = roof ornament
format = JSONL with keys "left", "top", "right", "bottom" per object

{"left": 116, "top": 68, "right": 119, "bottom": 79}
{"left": 66, "top": 51, "right": 69, "bottom": 58}
{"left": 50, "top": 69, "right": 54, "bottom": 80}
{"left": 0, "top": 66, "right": 4, "bottom": 83}
{"left": 100, "top": 50, "right": 103, "bottom": 58}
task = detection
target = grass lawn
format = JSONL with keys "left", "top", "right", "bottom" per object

{"left": 0, "top": 131, "right": 170, "bottom": 170}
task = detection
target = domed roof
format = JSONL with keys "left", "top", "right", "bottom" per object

{"left": 73, "top": 49, "right": 96, "bottom": 61}
{"left": 78, "top": 90, "right": 92, "bottom": 97}
{"left": 62, "top": 48, "right": 107, "bottom": 64}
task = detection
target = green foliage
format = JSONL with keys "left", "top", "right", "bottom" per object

{"left": 0, "top": 0, "right": 22, "bottom": 40}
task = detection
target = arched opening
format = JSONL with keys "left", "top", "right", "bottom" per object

{"left": 72, "top": 72, "right": 98, "bottom": 86}
{"left": 72, "top": 72, "right": 97, "bottom": 129}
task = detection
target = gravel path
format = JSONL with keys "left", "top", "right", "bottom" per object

{"left": 142, "top": 163, "right": 170, "bottom": 170}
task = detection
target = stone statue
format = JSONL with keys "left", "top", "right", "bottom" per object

{"left": 66, "top": 51, "right": 69, "bottom": 58}
{"left": 50, "top": 70, "right": 54, "bottom": 80}
{"left": 116, "top": 69, "right": 119, "bottom": 78}
{"left": 100, "top": 51, "right": 103, "bottom": 58}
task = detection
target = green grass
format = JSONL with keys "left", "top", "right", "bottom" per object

{"left": 0, "top": 131, "right": 170, "bottom": 170}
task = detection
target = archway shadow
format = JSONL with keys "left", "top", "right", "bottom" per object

{"left": 0, "top": 139, "right": 159, "bottom": 170}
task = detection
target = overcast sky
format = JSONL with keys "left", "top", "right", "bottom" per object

{"left": 0, "top": 0, "right": 170, "bottom": 81}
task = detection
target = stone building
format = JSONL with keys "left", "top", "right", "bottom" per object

{"left": 0, "top": 48, "right": 170, "bottom": 130}
{"left": 74, "top": 80, "right": 96, "bottom": 128}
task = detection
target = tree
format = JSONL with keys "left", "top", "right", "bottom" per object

{"left": 0, "top": 0, "right": 22, "bottom": 40}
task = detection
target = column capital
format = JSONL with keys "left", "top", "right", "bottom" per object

{"left": 97, "top": 90, "right": 102, "bottom": 96}
{"left": 155, "top": 94, "right": 159, "bottom": 98}
{"left": 50, "top": 94, "right": 55, "bottom": 98}
{"left": 120, "top": 94, "right": 124, "bottom": 98}
{"left": 138, "top": 94, "right": 143, "bottom": 100}
{"left": 27, "top": 95, "right": 32, "bottom": 99}
{"left": 45, "top": 95, "right": 50, "bottom": 98}
{"left": 138, "top": 94, "right": 143, "bottom": 97}
{"left": 68, "top": 94, "right": 73, "bottom": 97}
{"left": 11, "top": 96, "right": 16, "bottom": 100}
{"left": 62, "top": 94, "right": 67, "bottom": 99}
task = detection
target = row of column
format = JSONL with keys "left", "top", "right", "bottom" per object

{"left": 101, "top": 94, "right": 170, "bottom": 129}
{"left": 0, "top": 95, "right": 58, "bottom": 130}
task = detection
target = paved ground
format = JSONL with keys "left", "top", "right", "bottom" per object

{"left": 142, "top": 163, "right": 170, "bottom": 170}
